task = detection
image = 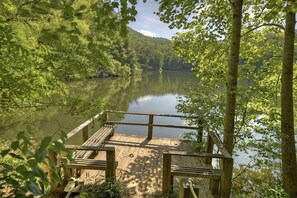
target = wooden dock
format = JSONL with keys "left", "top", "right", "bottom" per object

{"left": 81, "top": 134, "right": 214, "bottom": 197}
{"left": 48, "top": 111, "right": 233, "bottom": 198}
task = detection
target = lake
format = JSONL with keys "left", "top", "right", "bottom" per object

{"left": 1, "top": 71, "right": 197, "bottom": 141}
{"left": 3, "top": 71, "right": 284, "bottom": 165}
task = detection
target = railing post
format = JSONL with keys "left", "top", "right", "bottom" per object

{"left": 210, "top": 178, "right": 220, "bottom": 196}
{"left": 102, "top": 111, "right": 108, "bottom": 125}
{"left": 221, "top": 158, "right": 233, "bottom": 198}
{"left": 82, "top": 124, "right": 90, "bottom": 143}
{"left": 205, "top": 134, "right": 214, "bottom": 165}
{"left": 106, "top": 148, "right": 116, "bottom": 180}
{"left": 148, "top": 114, "right": 154, "bottom": 139}
{"left": 197, "top": 119, "right": 203, "bottom": 143}
{"left": 63, "top": 167, "right": 72, "bottom": 183}
{"left": 162, "top": 153, "right": 171, "bottom": 193}
{"left": 48, "top": 149, "right": 58, "bottom": 191}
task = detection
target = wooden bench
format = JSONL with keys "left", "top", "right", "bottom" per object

{"left": 64, "top": 124, "right": 116, "bottom": 182}
{"left": 73, "top": 124, "right": 115, "bottom": 159}
{"left": 64, "top": 145, "right": 117, "bottom": 181}
{"left": 162, "top": 150, "right": 224, "bottom": 196}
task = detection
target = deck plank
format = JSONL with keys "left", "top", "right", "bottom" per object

{"left": 79, "top": 133, "right": 213, "bottom": 197}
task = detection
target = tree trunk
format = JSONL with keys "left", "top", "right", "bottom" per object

{"left": 222, "top": 0, "right": 243, "bottom": 197}
{"left": 281, "top": 1, "right": 297, "bottom": 196}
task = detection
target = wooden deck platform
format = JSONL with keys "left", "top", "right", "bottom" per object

{"left": 50, "top": 111, "right": 232, "bottom": 197}
{"left": 79, "top": 134, "right": 214, "bottom": 197}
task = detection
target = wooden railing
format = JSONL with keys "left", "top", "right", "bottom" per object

{"left": 63, "top": 111, "right": 106, "bottom": 142}
{"left": 105, "top": 110, "right": 198, "bottom": 139}
{"left": 105, "top": 110, "right": 232, "bottom": 197}
{"left": 64, "top": 145, "right": 116, "bottom": 179}
{"left": 162, "top": 130, "right": 232, "bottom": 197}
{"left": 48, "top": 111, "right": 109, "bottom": 191}
{"left": 47, "top": 110, "right": 232, "bottom": 197}
{"left": 205, "top": 131, "right": 233, "bottom": 197}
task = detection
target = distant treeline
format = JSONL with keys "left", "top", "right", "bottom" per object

{"left": 128, "top": 28, "right": 192, "bottom": 72}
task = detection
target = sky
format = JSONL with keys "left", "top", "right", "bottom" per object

{"left": 128, "top": 0, "right": 180, "bottom": 40}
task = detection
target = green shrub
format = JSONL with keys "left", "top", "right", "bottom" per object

{"left": 0, "top": 131, "right": 70, "bottom": 198}
{"left": 81, "top": 179, "right": 125, "bottom": 198}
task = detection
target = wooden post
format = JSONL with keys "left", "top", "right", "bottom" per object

{"left": 148, "top": 114, "right": 154, "bottom": 139}
{"left": 162, "top": 153, "right": 171, "bottom": 193}
{"left": 82, "top": 124, "right": 90, "bottom": 143}
{"left": 210, "top": 178, "right": 220, "bottom": 196}
{"left": 221, "top": 158, "right": 233, "bottom": 198}
{"left": 48, "top": 149, "right": 58, "bottom": 191}
{"left": 63, "top": 168, "right": 72, "bottom": 183}
{"left": 102, "top": 111, "right": 108, "bottom": 125}
{"left": 197, "top": 119, "right": 203, "bottom": 143}
{"left": 106, "top": 148, "right": 116, "bottom": 180}
{"left": 205, "top": 134, "right": 214, "bottom": 165}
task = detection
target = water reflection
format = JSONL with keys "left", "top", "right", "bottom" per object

{"left": 115, "top": 94, "right": 192, "bottom": 139}
{"left": 1, "top": 71, "right": 197, "bottom": 141}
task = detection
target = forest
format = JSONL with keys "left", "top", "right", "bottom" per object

{"left": 128, "top": 28, "right": 191, "bottom": 71}
{"left": 0, "top": 0, "right": 297, "bottom": 198}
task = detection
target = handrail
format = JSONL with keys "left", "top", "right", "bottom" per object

{"left": 106, "top": 110, "right": 199, "bottom": 140}
{"left": 64, "top": 111, "right": 104, "bottom": 141}
{"left": 105, "top": 121, "right": 198, "bottom": 130}
{"left": 106, "top": 111, "right": 232, "bottom": 159}
{"left": 163, "top": 150, "right": 226, "bottom": 159}
{"left": 106, "top": 110, "right": 198, "bottom": 119}
{"left": 62, "top": 110, "right": 231, "bottom": 159}
{"left": 208, "top": 131, "right": 232, "bottom": 158}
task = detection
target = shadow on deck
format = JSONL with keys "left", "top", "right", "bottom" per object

{"left": 81, "top": 134, "right": 213, "bottom": 197}
{"left": 50, "top": 111, "right": 232, "bottom": 198}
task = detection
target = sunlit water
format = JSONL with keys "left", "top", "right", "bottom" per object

{"left": 115, "top": 94, "right": 190, "bottom": 139}
{"left": 2, "top": 71, "right": 292, "bottom": 165}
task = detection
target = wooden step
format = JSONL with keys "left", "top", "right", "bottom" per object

{"left": 67, "top": 158, "right": 118, "bottom": 170}
{"left": 171, "top": 165, "right": 221, "bottom": 179}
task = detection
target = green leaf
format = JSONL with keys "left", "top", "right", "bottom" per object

{"left": 11, "top": 141, "right": 19, "bottom": 150}
{"left": 9, "top": 152, "right": 24, "bottom": 160}
{"left": 69, "top": 35, "right": 80, "bottom": 43}
{"left": 32, "top": 166, "right": 47, "bottom": 179}
{"left": 34, "top": 149, "right": 47, "bottom": 162}
{"left": 60, "top": 131, "right": 68, "bottom": 142}
{"left": 27, "top": 159, "right": 37, "bottom": 167}
{"left": 32, "top": 5, "right": 48, "bottom": 15}
{"left": 38, "top": 1, "right": 52, "bottom": 10}
{"left": 25, "top": 182, "right": 43, "bottom": 196}
{"left": 78, "top": 5, "right": 87, "bottom": 11}
{"left": 19, "top": 9, "right": 31, "bottom": 17}
{"left": 17, "top": 131, "right": 25, "bottom": 140}
{"left": 129, "top": 0, "right": 137, "bottom": 5}
{"left": 49, "top": 141, "right": 64, "bottom": 153}
{"left": 111, "top": 2, "right": 119, "bottom": 7}
{"left": 16, "top": 165, "right": 28, "bottom": 174}
{"left": 64, "top": 5, "right": 74, "bottom": 17}
{"left": 1, "top": 149, "right": 10, "bottom": 157}
{"left": 0, "top": 163, "right": 13, "bottom": 171}
{"left": 40, "top": 136, "right": 52, "bottom": 150}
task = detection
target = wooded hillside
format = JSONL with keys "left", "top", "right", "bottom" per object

{"left": 128, "top": 28, "right": 191, "bottom": 71}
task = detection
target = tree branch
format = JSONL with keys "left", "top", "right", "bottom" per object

{"left": 242, "top": 23, "right": 285, "bottom": 38}
{"left": 16, "top": 0, "right": 41, "bottom": 15}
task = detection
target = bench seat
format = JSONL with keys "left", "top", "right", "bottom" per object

{"left": 67, "top": 159, "right": 118, "bottom": 170}
{"left": 171, "top": 165, "right": 221, "bottom": 179}
{"left": 73, "top": 124, "right": 115, "bottom": 159}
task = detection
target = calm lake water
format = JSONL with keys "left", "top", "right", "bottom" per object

{"left": 4, "top": 71, "right": 286, "bottom": 165}
{"left": 2, "top": 71, "right": 197, "bottom": 141}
